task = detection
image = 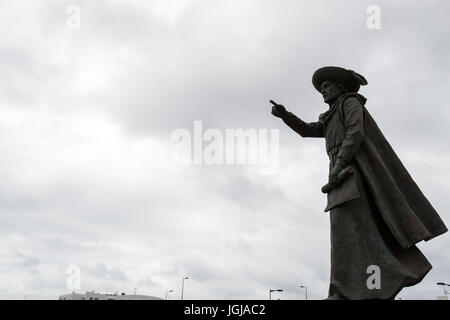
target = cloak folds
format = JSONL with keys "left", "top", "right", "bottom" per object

{"left": 282, "top": 93, "right": 447, "bottom": 250}
{"left": 333, "top": 94, "right": 447, "bottom": 249}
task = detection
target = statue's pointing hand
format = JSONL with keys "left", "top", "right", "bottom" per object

{"left": 270, "top": 100, "right": 287, "bottom": 118}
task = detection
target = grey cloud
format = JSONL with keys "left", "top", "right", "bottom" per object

{"left": 0, "top": 0, "right": 448, "bottom": 300}
{"left": 84, "top": 263, "right": 130, "bottom": 282}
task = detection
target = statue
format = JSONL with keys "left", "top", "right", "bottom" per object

{"left": 271, "top": 66, "right": 448, "bottom": 300}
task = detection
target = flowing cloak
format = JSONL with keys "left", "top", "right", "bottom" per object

{"left": 281, "top": 93, "right": 447, "bottom": 299}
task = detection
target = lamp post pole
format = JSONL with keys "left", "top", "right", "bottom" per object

{"left": 181, "top": 277, "right": 189, "bottom": 300}
{"left": 269, "top": 289, "right": 283, "bottom": 300}
{"left": 437, "top": 282, "right": 450, "bottom": 298}
{"left": 299, "top": 285, "right": 308, "bottom": 300}
{"left": 166, "top": 289, "right": 173, "bottom": 300}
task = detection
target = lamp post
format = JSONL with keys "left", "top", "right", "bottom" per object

{"left": 299, "top": 285, "right": 308, "bottom": 300}
{"left": 269, "top": 289, "right": 283, "bottom": 300}
{"left": 166, "top": 289, "right": 174, "bottom": 300}
{"left": 181, "top": 277, "right": 189, "bottom": 300}
{"left": 437, "top": 282, "right": 450, "bottom": 298}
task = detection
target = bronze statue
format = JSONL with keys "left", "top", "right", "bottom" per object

{"left": 271, "top": 66, "right": 448, "bottom": 300}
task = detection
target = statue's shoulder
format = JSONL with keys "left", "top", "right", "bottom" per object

{"left": 336, "top": 93, "right": 367, "bottom": 118}
{"left": 340, "top": 93, "right": 367, "bottom": 107}
{"left": 318, "top": 93, "right": 367, "bottom": 124}
{"left": 328, "top": 93, "right": 367, "bottom": 125}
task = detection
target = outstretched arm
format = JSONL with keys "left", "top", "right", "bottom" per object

{"left": 271, "top": 101, "right": 324, "bottom": 138}
{"left": 281, "top": 112, "right": 324, "bottom": 138}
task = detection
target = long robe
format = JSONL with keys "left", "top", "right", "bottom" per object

{"left": 281, "top": 93, "right": 448, "bottom": 299}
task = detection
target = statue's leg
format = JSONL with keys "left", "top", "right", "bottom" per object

{"left": 328, "top": 163, "right": 431, "bottom": 300}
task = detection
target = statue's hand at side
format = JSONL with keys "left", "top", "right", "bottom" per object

{"left": 329, "top": 163, "right": 344, "bottom": 185}
{"left": 270, "top": 100, "right": 287, "bottom": 118}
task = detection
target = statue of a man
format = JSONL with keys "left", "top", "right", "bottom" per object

{"left": 271, "top": 66, "right": 448, "bottom": 300}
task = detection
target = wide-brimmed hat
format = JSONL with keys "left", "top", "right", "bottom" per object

{"left": 312, "top": 66, "right": 368, "bottom": 93}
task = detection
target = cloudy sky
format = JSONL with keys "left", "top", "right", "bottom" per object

{"left": 0, "top": 0, "right": 449, "bottom": 300}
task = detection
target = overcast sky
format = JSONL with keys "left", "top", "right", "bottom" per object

{"left": 0, "top": 0, "right": 449, "bottom": 300}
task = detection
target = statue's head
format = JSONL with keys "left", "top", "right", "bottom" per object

{"left": 320, "top": 80, "right": 347, "bottom": 104}
{"left": 312, "top": 66, "right": 368, "bottom": 104}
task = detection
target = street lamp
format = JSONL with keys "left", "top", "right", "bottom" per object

{"left": 269, "top": 289, "right": 283, "bottom": 300}
{"left": 299, "top": 285, "right": 308, "bottom": 300}
{"left": 181, "top": 277, "right": 189, "bottom": 300}
{"left": 165, "top": 289, "right": 174, "bottom": 300}
{"left": 437, "top": 282, "right": 450, "bottom": 297}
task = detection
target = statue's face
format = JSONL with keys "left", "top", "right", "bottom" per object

{"left": 320, "top": 80, "right": 345, "bottom": 104}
